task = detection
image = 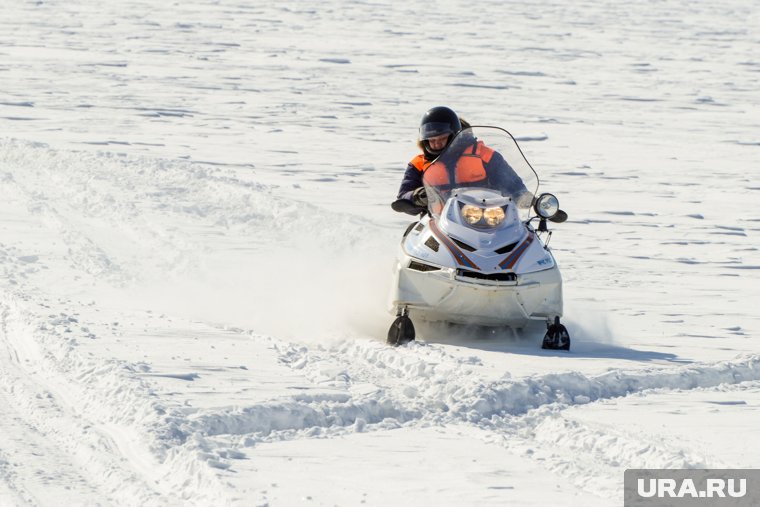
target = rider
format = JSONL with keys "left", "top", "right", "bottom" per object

{"left": 397, "top": 106, "right": 532, "bottom": 208}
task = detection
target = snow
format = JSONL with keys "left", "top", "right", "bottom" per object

{"left": 1, "top": 0, "right": 759, "bottom": 505}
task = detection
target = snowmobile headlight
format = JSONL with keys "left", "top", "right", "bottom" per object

{"left": 460, "top": 204, "right": 506, "bottom": 227}
{"left": 461, "top": 205, "right": 483, "bottom": 224}
{"left": 483, "top": 207, "right": 506, "bottom": 226}
{"left": 534, "top": 193, "right": 559, "bottom": 219}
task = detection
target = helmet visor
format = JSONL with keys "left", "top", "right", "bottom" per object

{"left": 419, "top": 121, "right": 454, "bottom": 140}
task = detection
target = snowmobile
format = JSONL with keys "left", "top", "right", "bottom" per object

{"left": 388, "top": 126, "right": 570, "bottom": 350}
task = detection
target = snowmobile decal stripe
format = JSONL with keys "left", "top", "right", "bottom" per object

{"left": 499, "top": 234, "right": 534, "bottom": 270}
{"left": 429, "top": 220, "right": 480, "bottom": 270}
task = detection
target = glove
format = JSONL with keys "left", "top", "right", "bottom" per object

{"left": 412, "top": 187, "right": 428, "bottom": 207}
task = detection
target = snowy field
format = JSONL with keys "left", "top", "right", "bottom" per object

{"left": 1, "top": 0, "right": 759, "bottom": 505}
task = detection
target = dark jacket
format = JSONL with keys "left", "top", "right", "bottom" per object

{"left": 396, "top": 137, "right": 528, "bottom": 202}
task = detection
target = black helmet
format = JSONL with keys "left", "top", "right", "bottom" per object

{"left": 419, "top": 106, "right": 461, "bottom": 158}
{"left": 419, "top": 106, "right": 461, "bottom": 141}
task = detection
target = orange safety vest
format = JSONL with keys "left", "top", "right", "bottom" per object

{"left": 412, "top": 141, "right": 495, "bottom": 187}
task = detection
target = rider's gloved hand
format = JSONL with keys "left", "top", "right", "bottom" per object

{"left": 412, "top": 187, "right": 428, "bottom": 207}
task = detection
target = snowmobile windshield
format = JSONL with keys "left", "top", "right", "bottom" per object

{"left": 422, "top": 126, "right": 540, "bottom": 219}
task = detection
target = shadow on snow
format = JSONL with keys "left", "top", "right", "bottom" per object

{"left": 412, "top": 321, "right": 683, "bottom": 363}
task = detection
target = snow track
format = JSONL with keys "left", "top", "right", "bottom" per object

{"left": 0, "top": 294, "right": 236, "bottom": 505}
{"left": 0, "top": 386, "right": 103, "bottom": 506}
{"left": 271, "top": 337, "right": 760, "bottom": 425}
{"left": 158, "top": 335, "right": 760, "bottom": 499}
